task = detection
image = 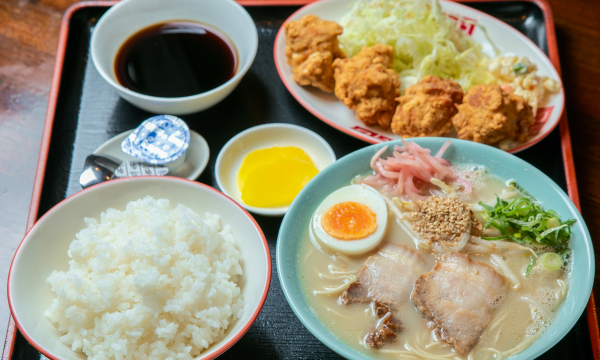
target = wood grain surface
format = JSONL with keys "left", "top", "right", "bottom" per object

{"left": 0, "top": 0, "right": 599, "bottom": 353}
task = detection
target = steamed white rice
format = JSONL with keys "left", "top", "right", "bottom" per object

{"left": 45, "top": 196, "right": 244, "bottom": 360}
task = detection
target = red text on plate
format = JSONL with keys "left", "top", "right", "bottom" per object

{"left": 446, "top": 13, "right": 477, "bottom": 36}
{"left": 528, "top": 106, "right": 554, "bottom": 136}
{"left": 351, "top": 126, "right": 393, "bottom": 142}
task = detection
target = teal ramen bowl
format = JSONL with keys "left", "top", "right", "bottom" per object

{"left": 276, "top": 138, "right": 594, "bottom": 360}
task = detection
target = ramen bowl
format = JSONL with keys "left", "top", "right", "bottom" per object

{"left": 8, "top": 177, "right": 270, "bottom": 360}
{"left": 91, "top": 0, "right": 258, "bottom": 114}
{"left": 277, "top": 138, "right": 593, "bottom": 359}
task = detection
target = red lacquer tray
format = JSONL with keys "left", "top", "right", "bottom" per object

{"left": 3, "top": 1, "right": 598, "bottom": 359}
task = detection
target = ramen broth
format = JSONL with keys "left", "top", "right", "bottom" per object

{"left": 298, "top": 168, "right": 570, "bottom": 359}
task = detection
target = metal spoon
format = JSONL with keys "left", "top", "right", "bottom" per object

{"left": 80, "top": 154, "right": 170, "bottom": 189}
{"left": 79, "top": 154, "right": 120, "bottom": 189}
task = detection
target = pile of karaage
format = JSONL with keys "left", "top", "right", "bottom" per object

{"left": 284, "top": 15, "right": 536, "bottom": 147}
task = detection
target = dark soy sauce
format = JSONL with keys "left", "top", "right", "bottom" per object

{"left": 114, "top": 21, "right": 237, "bottom": 98}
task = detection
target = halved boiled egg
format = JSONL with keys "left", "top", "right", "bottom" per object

{"left": 311, "top": 184, "right": 388, "bottom": 256}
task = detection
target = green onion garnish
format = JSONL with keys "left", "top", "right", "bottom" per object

{"left": 539, "top": 252, "right": 563, "bottom": 271}
{"left": 525, "top": 255, "right": 535, "bottom": 276}
{"left": 478, "top": 185, "right": 575, "bottom": 255}
{"left": 513, "top": 62, "right": 528, "bottom": 75}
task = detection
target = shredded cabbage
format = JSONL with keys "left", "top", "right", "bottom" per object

{"left": 339, "top": 0, "right": 497, "bottom": 92}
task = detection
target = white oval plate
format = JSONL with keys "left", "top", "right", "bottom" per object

{"left": 273, "top": 0, "right": 565, "bottom": 153}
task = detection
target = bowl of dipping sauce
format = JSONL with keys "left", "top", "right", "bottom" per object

{"left": 215, "top": 124, "right": 336, "bottom": 216}
{"left": 91, "top": 0, "right": 258, "bottom": 115}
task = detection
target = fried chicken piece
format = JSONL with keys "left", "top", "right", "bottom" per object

{"left": 284, "top": 15, "right": 345, "bottom": 92}
{"left": 452, "top": 84, "right": 534, "bottom": 145}
{"left": 391, "top": 76, "right": 463, "bottom": 137}
{"left": 333, "top": 44, "right": 400, "bottom": 129}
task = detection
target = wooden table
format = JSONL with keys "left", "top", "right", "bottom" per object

{"left": 1, "top": 0, "right": 599, "bottom": 352}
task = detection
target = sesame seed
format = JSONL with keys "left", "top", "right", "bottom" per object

{"left": 411, "top": 196, "right": 471, "bottom": 245}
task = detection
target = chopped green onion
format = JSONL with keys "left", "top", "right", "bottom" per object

{"left": 508, "top": 181, "right": 535, "bottom": 200}
{"left": 477, "top": 183, "right": 575, "bottom": 254}
{"left": 538, "top": 224, "right": 568, "bottom": 238}
{"left": 480, "top": 202, "right": 497, "bottom": 212}
{"left": 513, "top": 62, "right": 528, "bottom": 75}
{"left": 539, "top": 252, "right": 563, "bottom": 271}
{"left": 481, "top": 235, "right": 509, "bottom": 240}
{"left": 525, "top": 255, "right": 535, "bottom": 276}
{"left": 547, "top": 217, "right": 560, "bottom": 229}
{"left": 479, "top": 211, "right": 491, "bottom": 222}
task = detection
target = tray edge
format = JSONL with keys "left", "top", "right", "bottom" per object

{"left": 534, "top": 0, "right": 600, "bottom": 357}
{"left": 3, "top": 0, "right": 597, "bottom": 359}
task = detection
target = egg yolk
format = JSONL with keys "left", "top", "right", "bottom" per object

{"left": 321, "top": 202, "right": 377, "bottom": 240}
{"left": 237, "top": 146, "right": 319, "bottom": 208}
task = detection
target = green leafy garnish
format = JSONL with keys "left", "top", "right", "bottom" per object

{"left": 539, "top": 252, "right": 563, "bottom": 271}
{"left": 525, "top": 255, "right": 535, "bottom": 276}
{"left": 513, "top": 62, "right": 528, "bottom": 75}
{"left": 478, "top": 189, "right": 575, "bottom": 255}
{"left": 508, "top": 180, "right": 534, "bottom": 199}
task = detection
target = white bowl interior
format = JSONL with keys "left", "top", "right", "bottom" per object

{"left": 92, "top": 0, "right": 257, "bottom": 100}
{"left": 9, "top": 177, "right": 269, "bottom": 360}
{"left": 216, "top": 124, "right": 336, "bottom": 216}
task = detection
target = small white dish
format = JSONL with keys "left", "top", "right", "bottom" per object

{"left": 95, "top": 130, "right": 209, "bottom": 180}
{"left": 8, "top": 177, "right": 271, "bottom": 360}
{"left": 91, "top": 0, "right": 258, "bottom": 115}
{"left": 215, "top": 123, "right": 336, "bottom": 217}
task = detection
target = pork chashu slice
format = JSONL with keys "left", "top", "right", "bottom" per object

{"left": 411, "top": 252, "right": 508, "bottom": 355}
{"left": 341, "top": 243, "right": 430, "bottom": 349}
{"left": 342, "top": 243, "right": 430, "bottom": 307}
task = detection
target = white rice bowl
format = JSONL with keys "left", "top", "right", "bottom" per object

{"left": 45, "top": 196, "right": 244, "bottom": 360}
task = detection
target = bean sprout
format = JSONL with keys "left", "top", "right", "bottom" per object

{"left": 491, "top": 254, "right": 521, "bottom": 289}
{"left": 328, "top": 264, "right": 356, "bottom": 275}
{"left": 520, "top": 296, "right": 550, "bottom": 319}
{"left": 313, "top": 275, "right": 357, "bottom": 296}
